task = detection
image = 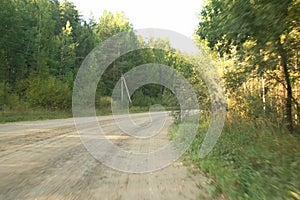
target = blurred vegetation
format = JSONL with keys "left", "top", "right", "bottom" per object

{"left": 178, "top": 114, "right": 300, "bottom": 200}
{"left": 1, "top": 0, "right": 299, "bottom": 199}
{"left": 184, "top": 0, "right": 300, "bottom": 199}
{"left": 0, "top": 0, "right": 207, "bottom": 122}
{"left": 196, "top": 0, "right": 300, "bottom": 133}
{"left": 0, "top": 109, "right": 72, "bottom": 123}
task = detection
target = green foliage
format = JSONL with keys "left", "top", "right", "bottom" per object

{"left": 130, "top": 85, "right": 180, "bottom": 110}
{"left": 161, "top": 90, "right": 179, "bottom": 108}
{"left": 0, "top": 83, "right": 20, "bottom": 110}
{"left": 186, "top": 115, "right": 300, "bottom": 199}
{"left": 131, "top": 88, "right": 159, "bottom": 107}
{"left": 94, "top": 10, "right": 132, "bottom": 42}
{"left": 0, "top": 0, "right": 96, "bottom": 111}
{"left": 26, "top": 76, "right": 71, "bottom": 110}
{"left": 95, "top": 96, "right": 114, "bottom": 116}
{"left": 0, "top": 109, "right": 72, "bottom": 123}
{"left": 189, "top": 1, "right": 300, "bottom": 198}
{"left": 0, "top": 0, "right": 209, "bottom": 121}
{"left": 197, "top": 0, "right": 300, "bottom": 132}
{"left": 96, "top": 96, "right": 112, "bottom": 109}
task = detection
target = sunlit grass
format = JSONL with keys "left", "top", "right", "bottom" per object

{"left": 173, "top": 114, "right": 300, "bottom": 199}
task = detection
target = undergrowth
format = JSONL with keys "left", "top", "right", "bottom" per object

{"left": 175, "top": 114, "right": 300, "bottom": 199}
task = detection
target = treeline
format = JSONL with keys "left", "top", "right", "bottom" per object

{"left": 0, "top": 0, "right": 206, "bottom": 113}
{"left": 191, "top": 0, "right": 300, "bottom": 198}
{"left": 1, "top": 0, "right": 94, "bottom": 110}
{"left": 197, "top": 0, "right": 300, "bottom": 132}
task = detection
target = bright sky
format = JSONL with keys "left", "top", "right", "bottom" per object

{"left": 69, "top": 0, "right": 204, "bottom": 38}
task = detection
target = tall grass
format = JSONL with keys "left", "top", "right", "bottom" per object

{"left": 182, "top": 115, "right": 300, "bottom": 199}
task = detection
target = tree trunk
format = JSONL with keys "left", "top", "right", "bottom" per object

{"left": 278, "top": 42, "right": 293, "bottom": 132}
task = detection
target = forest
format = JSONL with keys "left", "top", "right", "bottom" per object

{"left": 192, "top": 0, "right": 300, "bottom": 199}
{"left": 1, "top": 0, "right": 204, "bottom": 120}
{"left": 0, "top": 0, "right": 299, "bottom": 199}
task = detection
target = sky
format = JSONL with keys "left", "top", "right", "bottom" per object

{"left": 69, "top": 0, "right": 204, "bottom": 38}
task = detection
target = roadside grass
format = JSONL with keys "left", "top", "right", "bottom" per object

{"left": 0, "top": 107, "right": 113, "bottom": 123}
{"left": 168, "top": 116, "right": 224, "bottom": 199}
{"left": 0, "top": 106, "right": 168, "bottom": 124}
{"left": 129, "top": 106, "right": 150, "bottom": 113}
{"left": 95, "top": 108, "right": 112, "bottom": 116}
{"left": 96, "top": 106, "right": 171, "bottom": 116}
{"left": 0, "top": 108, "right": 72, "bottom": 123}
{"left": 171, "top": 115, "right": 300, "bottom": 199}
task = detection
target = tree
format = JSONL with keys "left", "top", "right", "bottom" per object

{"left": 93, "top": 11, "right": 135, "bottom": 96}
{"left": 197, "top": 0, "right": 300, "bottom": 132}
{"left": 93, "top": 11, "right": 132, "bottom": 42}
{"left": 57, "top": 20, "right": 77, "bottom": 83}
{"left": 0, "top": 0, "right": 96, "bottom": 110}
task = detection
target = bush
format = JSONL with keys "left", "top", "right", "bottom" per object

{"left": 132, "top": 90, "right": 155, "bottom": 107}
{"left": 161, "top": 90, "right": 179, "bottom": 108}
{"left": 0, "top": 83, "right": 22, "bottom": 110}
{"left": 26, "top": 76, "right": 71, "bottom": 110}
{"left": 96, "top": 96, "right": 112, "bottom": 109}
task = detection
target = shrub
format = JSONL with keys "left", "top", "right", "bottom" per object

{"left": 26, "top": 76, "right": 71, "bottom": 110}
{"left": 97, "top": 96, "right": 112, "bottom": 109}
{"left": 0, "top": 83, "right": 22, "bottom": 110}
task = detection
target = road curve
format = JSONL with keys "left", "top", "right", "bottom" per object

{"left": 0, "top": 113, "right": 218, "bottom": 200}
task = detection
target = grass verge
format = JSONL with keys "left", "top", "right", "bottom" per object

{"left": 0, "top": 106, "right": 165, "bottom": 124}
{"left": 172, "top": 115, "right": 300, "bottom": 199}
{"left": 0, "top": 108, "right": 72, "bottom": 123}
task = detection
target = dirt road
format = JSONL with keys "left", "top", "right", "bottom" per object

{"left": 0, "top": 113, "right": 220, "bottom": 200}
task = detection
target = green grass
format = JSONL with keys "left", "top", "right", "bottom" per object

{"left": 0, "top": 108, "right": 72, "bottom": 123}
{"left": 0, "top": 106, "right": 166, "bottom": 124}
{"left": 173, "top": 115, "right": 300, "bottom": 200}
{"left": 95, "top": 108, "right": 112, "bottom": 116}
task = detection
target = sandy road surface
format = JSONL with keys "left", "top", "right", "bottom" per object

{"left": 0, "top": 113, "right": 220, "bottom": 200}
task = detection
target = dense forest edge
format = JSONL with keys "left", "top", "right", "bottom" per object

{"left": 192, "top": 0, "right": 299, "bottom": 199}
{"left": 1, "top": 0, "right": 299, "bottom": 199}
